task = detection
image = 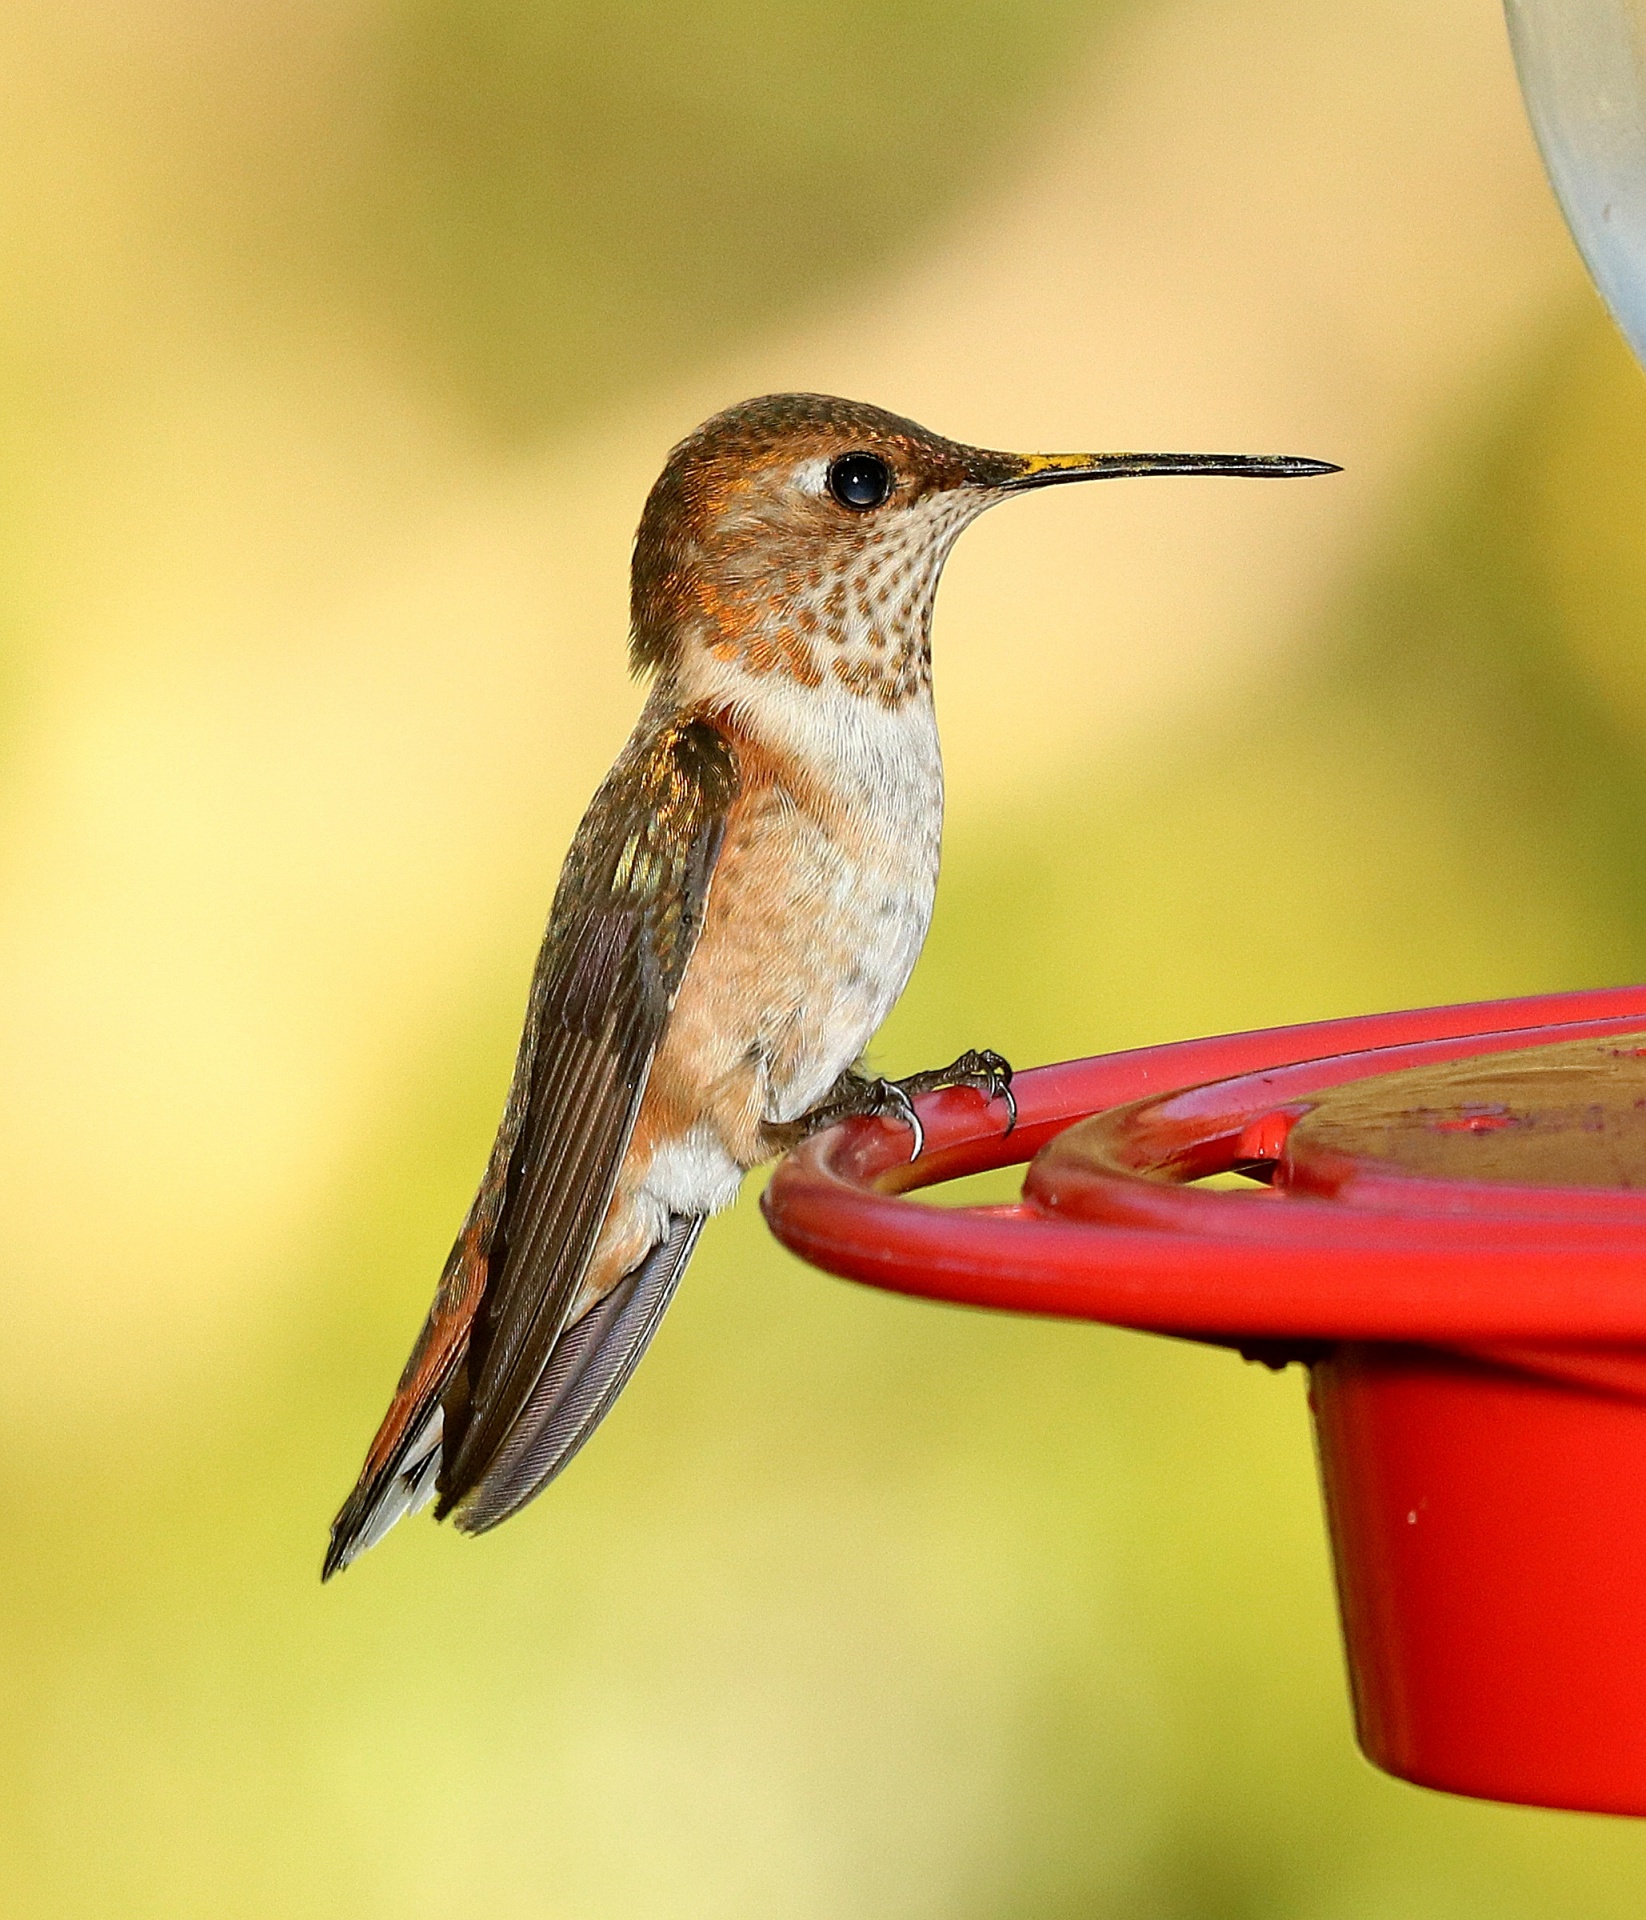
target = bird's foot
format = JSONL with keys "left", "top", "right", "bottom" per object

{"left": 792, "top": 1049, "right": 1015, "bottom": 1163}
{"left": 893, "top": 1048, "right": 1017, "bottom": 1136}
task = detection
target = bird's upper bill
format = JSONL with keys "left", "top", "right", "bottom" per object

{"left": 993, "top": 448, "right": 1340, "bottom": 487}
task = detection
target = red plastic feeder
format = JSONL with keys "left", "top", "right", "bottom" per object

{"left": 762, "top": 986, "right": 1646, "bottom": 1816}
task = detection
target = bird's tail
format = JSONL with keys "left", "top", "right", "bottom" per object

{"left": 452, "top": 1213, "right": 705, "bottom": 1536}
{"left": 322, "top": 1406, "right": 443, "bottom": 1579}
{"left": 323, "top": 1213, "right": 704, "bottom": 1575}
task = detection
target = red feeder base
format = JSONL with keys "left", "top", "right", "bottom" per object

{"left": 761, "top": 987, "right": 1646, "bottom": 1816}
{"left": 1315, "top": 1342, "right": 1646, "bottom": 1815}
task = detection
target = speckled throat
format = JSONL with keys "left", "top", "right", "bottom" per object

{"left": 701, "top": 486, "right": 989, "bottom": 705}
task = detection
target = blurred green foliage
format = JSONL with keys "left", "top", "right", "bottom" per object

{"left": 335, "top": 0, "right": 1101, "bottom": 432}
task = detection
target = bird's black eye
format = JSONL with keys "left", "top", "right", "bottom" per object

{"left": 827, "top": 451, "right": 893, "bottom": 510}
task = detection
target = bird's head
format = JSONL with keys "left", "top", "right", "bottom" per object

{"left": 631, "top": 392, "right": 1334, "bottom": 708}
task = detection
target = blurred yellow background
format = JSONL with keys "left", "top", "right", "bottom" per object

{"left": 5, "top": 0, "right": 1646, "bottom": 1911}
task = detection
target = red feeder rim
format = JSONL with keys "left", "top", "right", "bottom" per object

{"left": 763, "top": 985, "right": 1646, "bottom": 1344}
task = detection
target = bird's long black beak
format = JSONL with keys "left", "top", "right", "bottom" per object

{"left": 997, "top": 450, "right": 1339, "bottom": 489}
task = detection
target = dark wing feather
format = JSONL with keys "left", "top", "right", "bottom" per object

{"left": 324, "top": 712, "right": 736, "bottom": 1575}
{"left": 435, "top": 713, "right": 737, "bottom": 1517}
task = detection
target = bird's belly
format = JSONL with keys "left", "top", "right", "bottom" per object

{"left": 644, "top": 758, "right": 941, "bottom": 1166}
{"left": 756, "top": 865, "right": 933, "bottom": 1121}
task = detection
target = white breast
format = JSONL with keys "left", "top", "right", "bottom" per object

{"left": 684, "top": 654, "right": 944, "bottom": 1123}
{"left": 780, "top": 680, "right": 942, "bottom": 1117}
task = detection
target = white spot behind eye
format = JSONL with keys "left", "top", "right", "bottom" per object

{"left": 793, "top": 456, "right": 832, "bottom": 498}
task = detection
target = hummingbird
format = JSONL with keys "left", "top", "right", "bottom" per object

{"left": 323, "top": 392, "right": 1334, "bottom": 1576}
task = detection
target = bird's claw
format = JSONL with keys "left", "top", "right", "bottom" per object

{"left": 874, "top": 1079, "right": 926, "bottom": 1162}
{"left": 892, "top": 1047, "right": 1016, "bottom": 1140}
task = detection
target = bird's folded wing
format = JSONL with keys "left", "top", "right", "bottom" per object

{"left": 435, "top": 714, "right": 738, "bottom": 1515}
{"left": 325, "top": 714, "right": 737, "bottom": 1568}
